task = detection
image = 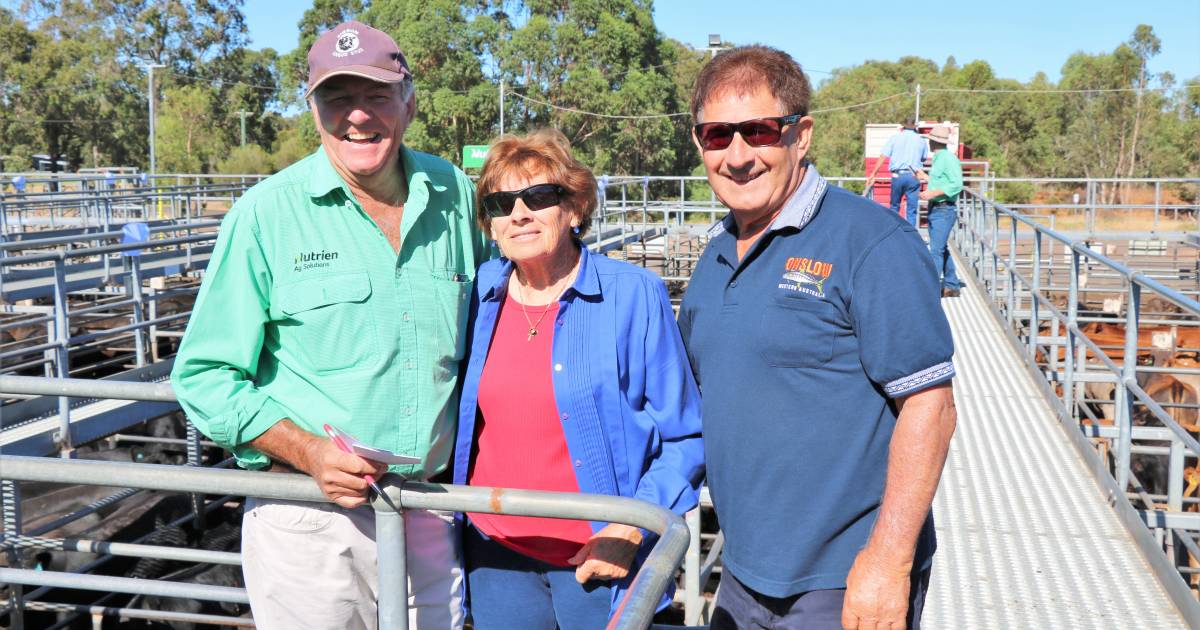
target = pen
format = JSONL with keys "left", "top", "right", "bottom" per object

{"left": 323, "top": 424, "right": 385, "bottom": 497}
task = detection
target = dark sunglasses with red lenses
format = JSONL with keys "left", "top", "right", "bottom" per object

{"left": 482, "top": 184, "right": 569, "bottom": 217}
{"left": 693, "top": 113, "right": 804, "bottom": 151}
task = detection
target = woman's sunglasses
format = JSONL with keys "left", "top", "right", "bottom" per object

{"left": 482, "top": 184, "right": 568, "bottom": 217}
{"left": 693, "top": 113, "right": 804, "bottom": 151}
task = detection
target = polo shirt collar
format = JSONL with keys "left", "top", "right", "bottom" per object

{"left": 305, "top": 145, "right": 449, "bottom": 201}
{"left": 482, "top": 242, "right": 602, "bottom": 303}
{"left": 708, "top": 162, "right": 829, "bottom": 237}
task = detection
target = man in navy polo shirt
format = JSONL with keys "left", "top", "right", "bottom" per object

{"left": 679, "top": 45, "right": 958, "bottom": 630}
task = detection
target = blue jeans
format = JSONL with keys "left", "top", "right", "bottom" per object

{"left": 890, "top": 172, "right": 921, "bottom": 227}
{"left": 464, "top": 523, "right": 612, "bottom": 630}
{"left": 710, "top": 568, "right": 931, "bottom": 630}
{"left": 927, "top": 202, "right": 961, "bottom": 290}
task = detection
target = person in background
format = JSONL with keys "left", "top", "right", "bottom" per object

{"left": 454, "top": 129, "right": 704, "bottom": 629}
{"left": 681, "top": 45, "right": 957, "bottom": 630}
{"left": 865, "top": 116, "right": 929, "bottom": 227}
{"left": 172, "top": 20, "right": 488, "bottom": 629}
{"left": 917, "top": 124, "right": 964, "bottom": 298}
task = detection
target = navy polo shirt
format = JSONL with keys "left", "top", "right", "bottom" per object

{"left": 679, "top": 165, "right": 955, "bottom": 598}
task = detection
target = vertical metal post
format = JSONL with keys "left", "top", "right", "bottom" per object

{"left": 374, "top": 490, "right": 409, "bottom": 630}
{"left": 498, "top": 81, "right": 504, "bottom": 135}
{"left": 1065, "top": 251, "right": 1080, "bottom": 419}
{"left": 1006, "top": 217, "right": 1017, "bottom": 327}
{"left": 148, "top": 282, "right": 160, "bottom": 362}
{"left": 146, "top": 63, "right": 166, "bottom": 176}
{"left": 1168, "top": 437, "right": 1184, "bottom": 513}
{"left": 127, "top": 256, "right": 146, "bottom": 367}
{"left": 1153, "top": 181, "right": 1160, "bottom": 233}
{"left": 185, "top": 192, "right": 194, "bottom": 269}
{"left": 52, "top": 258, "right": 73, "bottom": 455}
{"left": 684, "top": 507, "right": 701, "bottom": 625}
{"left": 1029, "top": 232, "right": 1042, "bottom": 359}
{"left": 1115, "top": 281, "right": 1140, "bottom": 493}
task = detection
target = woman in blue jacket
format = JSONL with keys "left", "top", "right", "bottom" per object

{"left": 454, "top": 129, "right": 704, "bottom": 629}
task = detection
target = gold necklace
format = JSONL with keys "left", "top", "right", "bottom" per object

{"left": 513, "top": 260, "right": 580, "bottom": 342}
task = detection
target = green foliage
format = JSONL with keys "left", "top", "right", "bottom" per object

{"left": 156, "top": 85, "right": 224, "bottom": 172}
{"left": 1, "top": 9, "right": 1195, "bottom": 192}
{"left": 218, "top": 143, "right": 274, "bottom": 174}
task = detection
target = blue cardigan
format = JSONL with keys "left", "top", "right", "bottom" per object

{"left": 454, "top": 244, "right": 704, "bottom": 611}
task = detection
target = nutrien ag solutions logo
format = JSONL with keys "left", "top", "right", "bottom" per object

{"left": 332, "top": 28, "right": 363, "bottom": 58}
{"left": 294, "top": 249, "right": 339, "bottom": 272}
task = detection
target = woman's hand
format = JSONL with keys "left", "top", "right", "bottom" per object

{"left": 568, "top": 523, "right": 644, "bottom": 583}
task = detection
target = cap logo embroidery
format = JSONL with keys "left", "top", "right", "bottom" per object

{"left": 333, "top": 29, "right": 362, "bottom": 58}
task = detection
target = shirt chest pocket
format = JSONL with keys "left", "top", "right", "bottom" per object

{"left": 278, "top": 271, "right": 378, "bottom": 373}
{"left": 758, "top": 296, "right": 839, "bottom": 368}
{"left": 429, "top": 270, "right": 472, "bottom": 362}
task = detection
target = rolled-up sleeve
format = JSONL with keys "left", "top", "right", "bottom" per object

{"left": 170, "top": 205, "right": 283, "bottom": 467}
{"left": 632, "top": 280, "right": 705, "bottom": 516}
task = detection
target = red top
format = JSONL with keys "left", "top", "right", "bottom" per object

{"left": 468, "top": 293, "right": 594, "bottom": 566}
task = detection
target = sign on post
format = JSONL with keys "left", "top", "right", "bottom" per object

{"left": 462, "top": 145, "right": 489, "bottom": 169}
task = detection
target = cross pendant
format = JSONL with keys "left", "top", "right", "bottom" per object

{"left": 527, "top": 327, "right": 538, "bottom": 341}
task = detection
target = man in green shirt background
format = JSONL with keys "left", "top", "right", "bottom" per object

{"left": 171, "top": 21, "right": 487, "bottom": 630}
{"left": 918, "top": 125, "right": 964, "bottom": 298}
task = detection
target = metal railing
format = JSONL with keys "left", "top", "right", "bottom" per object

{"left": 0, "top": 378, "right": 690, "bottom": 630}
{"left": 953, "top": 187, "right": 1200, "bottom": 618}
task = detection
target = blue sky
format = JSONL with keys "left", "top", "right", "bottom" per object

{"left": 241, "top": 0, "right": 1200, "bottom": 86}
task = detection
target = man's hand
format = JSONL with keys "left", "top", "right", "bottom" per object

{"left": 918, "top": 189, "right": 942, "bottom": 201}
{"left": 864, "top": 178, "right": 876, "bottom": 192}
{"left": 568, "top": 523, "right": 643, "bottom": 583}
{"left": 842, "top": 545, "right": 912, "bottom": 630}
{"left": 298, "top": 438, "right": 388, "bottom": 509}
{"left": 250, "top": 420, "right": 388, "bottom": 510}
{"left": 915, "top": 170, "right": 929, "bottom": 182}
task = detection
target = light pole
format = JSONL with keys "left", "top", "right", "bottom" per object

{"left": 234, "top": 110, "right": 252, "bottom": 146}
{"left": 704, "top": 34, "right": 726, "bottom": 58}
{"left": 144, "top": 63, "right": 166, "bottom": 176}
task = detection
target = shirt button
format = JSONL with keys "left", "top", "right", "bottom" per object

{"left": 730, "top": 281, "right": 738, "bottom": 287}
{"left": 344, "top": 200, "right": 352, "bottom": 207}
{"left": 554, "top": 363, "right": 563, "bottom": 372}
{"left": 405, "top": 361, "right": 414, "bottom": 370}
{"left": 404, "top": 407, "right": 414, "bottom": 415}
{"left": 561, "top": 413, "right": 569, "bottom": 420}
{"left": 574, "top": 460, "right": 582, "bottom": 467}
{"left": 402, "top": 312, "right": 410, "bottom": 322}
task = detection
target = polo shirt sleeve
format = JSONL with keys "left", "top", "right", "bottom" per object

{"left": 171, "top": 204, "right": 286, "bottom": 465}
{"left": 632, "top": 279, "right": 705, "bottom": 516}
{"left": 850, "top": 226, "right": 955, "bottom": 398}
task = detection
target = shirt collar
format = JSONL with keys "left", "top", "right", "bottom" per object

{"left": 708, "top": 162, "right": 828, "bottom": 237}
{"left": 482, "top": 243, "right": 602, "bottom": 303}
{"left": 305, "top": 145, "right": 449, "bottom": 201}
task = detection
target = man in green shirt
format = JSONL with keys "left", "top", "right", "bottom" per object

{"left": 172, "top": 21, "right": 487, "bottom": 629}
{"left": 918, "top": 125, "right": 964, "bottom": 297}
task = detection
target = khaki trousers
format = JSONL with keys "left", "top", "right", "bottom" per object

{"left": 241, "top": 497, "right": 464, "bottom": 630}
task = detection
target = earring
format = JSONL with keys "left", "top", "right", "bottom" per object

{"left": 571, "top": 224, "right": 580, "bottom": 235}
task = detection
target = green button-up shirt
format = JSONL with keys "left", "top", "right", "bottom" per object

{"left": 927, "top": 149, "right": 963, "bottom": 205}
{"left": 172, "top": 146, "right": 489, "bottom": 476}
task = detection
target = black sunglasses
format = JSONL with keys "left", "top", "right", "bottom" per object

{"left": 482, "top": 183, "right": 569, "bottom": 217}
{"left": 693, "top": 113, "right": 804, "bottom": 151}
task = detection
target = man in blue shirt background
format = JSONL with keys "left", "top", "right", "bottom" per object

{"left": 865, "top": 117, "right": 929, "bottom": 227}
{"left": 682, "top": 45, "right": 958, "bottom": 630}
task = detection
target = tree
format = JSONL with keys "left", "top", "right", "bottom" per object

{"left": 155, "top": 85, "right": 225, "bottom": 172}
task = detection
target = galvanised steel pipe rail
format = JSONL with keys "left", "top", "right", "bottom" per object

{"left": 0, "top": 454, "right": 688, "bottom": 630}
{"left": 0, "top": 219, "right": 220, "bottom": 253}
{"left": 953, "top": 187, "right": 1200, "bottom": 621}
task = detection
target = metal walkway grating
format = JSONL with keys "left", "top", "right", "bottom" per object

{"left": 925, "top": 271, "right": 1187, "bottom": 629}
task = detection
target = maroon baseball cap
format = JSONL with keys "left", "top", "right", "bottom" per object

{"left": 305, "top": 21, "right": 412, "bottom": 98}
